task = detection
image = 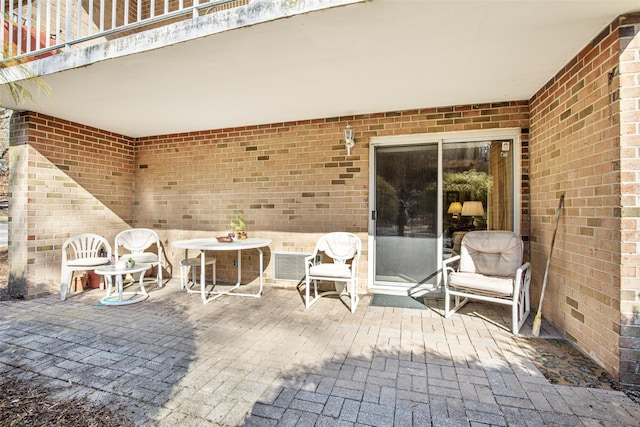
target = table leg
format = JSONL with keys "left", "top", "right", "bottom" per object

{"left": 117, "top": 274, "right": 123, "bottom": 302}
{"left": 236, "top": 249, "right": 241, "bottom": 286}
{"left": 200, "top": 250, "right": 207, "bottom": 304}
{"left": 201, "top": 247, "right": 263, "bottom": 303}
{"left": 100, "top": 269, "right": 149, "bottom": 306}
{"left": 137, "top": 269, "right": 148, "bottom": 298}
{"left": 104, "top": 274, "right": 114, "bottom": 299}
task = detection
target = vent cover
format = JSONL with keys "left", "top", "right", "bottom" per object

{"left": 274, "top": 252, "right": 311, "bottom": 281}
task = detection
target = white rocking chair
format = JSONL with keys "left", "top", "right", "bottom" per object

{"left": 442, "top": 230, "right": 531, "bottom": 334}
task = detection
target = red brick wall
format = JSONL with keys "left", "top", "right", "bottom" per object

{"left": 12, "top": 103, "right": 529, "bottom": 296}
{"left": 529, "top": 16, "right": 630, "bottom": 381}
{"left": 8, "top": 112, "right": 135, "bottom": 297}
{"left": 134, "top": 102, "right": 530, "bottom": 288}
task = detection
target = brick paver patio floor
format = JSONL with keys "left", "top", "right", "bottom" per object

{"left": 1, "top": 281, "right": 638, "bottom": 426}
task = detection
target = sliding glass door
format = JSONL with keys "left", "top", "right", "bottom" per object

{"left": 370, "top": 130, "right": 519, "bottom": 295}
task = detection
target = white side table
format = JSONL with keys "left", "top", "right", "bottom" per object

{"left": 94, "top": 263, "right": 152, "bottom": 305}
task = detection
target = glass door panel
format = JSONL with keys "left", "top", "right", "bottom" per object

{"left": 374, "top": 144, "right": 439, "bottom": 287}
{"left": 442, "top": 140, "right": 514, "bottom": 256}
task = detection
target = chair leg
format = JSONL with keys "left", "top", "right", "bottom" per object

{"left": 157, "top": 262, "right": 163, "bottom": 288}
{"left": 179, "top": 263, "right": 187, "bottom": 289}
{"left": 60, "top": 269, "right": 72, "bottom": 301}
{"left": 444, "top": 289, "right": 451, "bottom": 317}
{"left": 305, "top": 277, "right": 311, "bottom": 309}
{"left": 349, "top": 280, "right": 358, "bottom": 313}
{"left": 445, "top": 290, "right": 469, "bottom": 318}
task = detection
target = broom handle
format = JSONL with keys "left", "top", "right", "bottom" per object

{"left": 537, "top": 193, "right": 564, "bottom": 311}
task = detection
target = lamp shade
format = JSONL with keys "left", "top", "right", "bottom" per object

{"left": 447, "top": 201, "right": 462, "bottom": 214}
{"left": 461, "top": 201, "right": 484, "bottom": 216}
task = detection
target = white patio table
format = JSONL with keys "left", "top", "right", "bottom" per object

{"left": 172, "top": 237, "right": 271, "bottom": 304}
{"left": 94, "top": 262, "right": 151, "bottom": 306}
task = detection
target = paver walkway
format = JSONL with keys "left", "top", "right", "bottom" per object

{"left": 1, "top": 281, "right": 638, "bottom": 426}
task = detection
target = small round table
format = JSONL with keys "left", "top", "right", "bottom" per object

{"left": 94, "top": 263, "right": 152, "bottom": 306}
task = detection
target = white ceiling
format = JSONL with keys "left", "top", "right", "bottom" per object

{"left": 3, "top": 0, "right": 640, "bottom": 138}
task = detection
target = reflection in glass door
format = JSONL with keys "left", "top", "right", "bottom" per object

{"left": 442, "top": 140, "right": 514, "bottom": 257}
{"left": 374, "top": 144, "right": 439, "bottom": 288}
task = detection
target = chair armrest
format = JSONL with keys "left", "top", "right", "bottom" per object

{"left": 513, "top": 261, "right": 532, "bottom": 297}
{"left": 304, "top": 253, "right": 321, "bottom": 273}
{"left": 442, "top": 254, "right": 460, "bottom": 268}
{"left": 516, "top": 262, "right": 531, "bottom": 276}
{"left": 442, "top": 254, "right": 460, "bottom": 289}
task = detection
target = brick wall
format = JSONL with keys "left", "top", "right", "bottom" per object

{"left": 8, "top": 112, "right": 135, "bottom": 297}
{"left": 529, "top": 16, "right": 632, "bottom": 381}
{"left": 134, "top": 102, "right": 529, "bottom": 289}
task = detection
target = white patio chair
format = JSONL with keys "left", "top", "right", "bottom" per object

{"left": 442, "top": 230, "right": 531, "bottom": 334}
{"left": 61, "top": 233, "right": 111, "bottom": 301}
{"left": 304, "top": 232, "right": 362, "bottom": 313}
{"left": 115, "top": 228, "right": 163, "bottom": 288}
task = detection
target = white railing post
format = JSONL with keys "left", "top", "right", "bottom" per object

{"left": 56, "top": 0, "right": 62, "bottom": 46}
{"left": 65, "top": 0, "right": 72, "bottom": 50}
{"left": 193, "top": 0, "right": 200, "bottom": 18}
{"left": 45, "top": 0, "right": 51, "bottom": 48}
{"left": 16, "top": 0, "right": 22, "bottom": 55}
{"left": 112, "top": 0, "right": 117, "bottom": 30}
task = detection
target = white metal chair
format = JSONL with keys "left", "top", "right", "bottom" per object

{"left": 115, "top": 228, "right": 163, "bottom": 288}
{"left": 61, "top": 233, "right": 111, "bottom": 301}
{"left": 304, "top": 232, "right": 362, "bottom": 313}
{"left": 442, "top": 230, "right": 531, "bottom": 334}
{"left": 180, "top": 256, "right": 216, "bottom": 293}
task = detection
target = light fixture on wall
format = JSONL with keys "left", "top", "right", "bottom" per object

{"left": 447, "top": 201, "right": 462, "bottom": 219}
{"left": 462, "top": 201, "right": 485, "bottom": 228}
{"left": 344, "top": 125, "right": 355, "bottom": 155}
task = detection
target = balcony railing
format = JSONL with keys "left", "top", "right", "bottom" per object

{"left": 1, "top": 0, "right": 247, "bottom": 61}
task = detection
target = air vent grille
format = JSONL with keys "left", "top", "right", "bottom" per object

{"left": 274, "top": 252, "right": 310, "bottom": 281}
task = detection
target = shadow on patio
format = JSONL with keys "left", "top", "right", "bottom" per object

{"left": 0, "top": 281, "right": 639, "bottom": 426}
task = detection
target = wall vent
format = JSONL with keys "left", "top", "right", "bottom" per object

{"left": 274, "top": 252, "right": 311, "bottom": 282}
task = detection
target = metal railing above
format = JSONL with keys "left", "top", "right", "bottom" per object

{"left": 1, "top": 0, "right": 247, "bottom": 61}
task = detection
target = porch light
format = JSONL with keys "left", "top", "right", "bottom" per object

{"left": 344, "top": 125, "right": 355, "bottom": 155}
{"left": 447, "top": 202, "right": 463, "bottom": 219}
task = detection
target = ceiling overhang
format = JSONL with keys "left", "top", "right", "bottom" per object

{"left": 2, "top": 0, "right": 639, "bottom": 138}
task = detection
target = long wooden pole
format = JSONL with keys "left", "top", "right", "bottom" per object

{"left": 532, "top": 193, "right": 564, "bottom": 337}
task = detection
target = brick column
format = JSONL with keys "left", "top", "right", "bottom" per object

{"left": 619, "top": 13, "right": 640, "bottom": 388}
{"left": 8, "top": 112, "right": 135, "bottom": 298}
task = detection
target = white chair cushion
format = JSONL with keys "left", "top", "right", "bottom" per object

{"left": 448, "top": 272, "right": 514, "bottom": 296}
{"left": 66, "top": 257, "right": 110, "bottom": 267}
{"left": 459, "top": 231, "right": 522, "bottom": 277}
{"left": 120, "top": 253, "right": 158, "bottom": 263}
{"left": 309, "top": 263, "right": 352, "bottom": 279}
{"left": 317, "top": 234, "right": 359, "bottom": 261}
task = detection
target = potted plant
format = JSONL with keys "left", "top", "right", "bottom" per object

{"left": 230, "top": 213, "right": 247, "bottom": 240}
